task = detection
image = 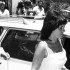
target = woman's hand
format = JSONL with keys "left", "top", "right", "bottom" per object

{"left": 1, "top": 52, "right": 10, "bottom": 60}
{"left": 0, "top": 47, "right": 10, "bottom": 60}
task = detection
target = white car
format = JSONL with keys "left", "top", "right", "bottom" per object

{"left": 0, "top": 17, "right": 43, "bottom": 70}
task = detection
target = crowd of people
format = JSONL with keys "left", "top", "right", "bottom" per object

{"left": 0, "top": 0, "right": 70, "bottom": 18}
{"left": 16, "top": 0, "right": 70, "bottom": 18}
{"left": 16, "top": 0, "right": 47, "bottom": 16}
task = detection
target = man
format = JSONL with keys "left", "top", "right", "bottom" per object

{"left": 33, "top": 1, "right": 45, "bottom": 16}
{"left": 0, "top": 1, "right": 10, "bottom": 16}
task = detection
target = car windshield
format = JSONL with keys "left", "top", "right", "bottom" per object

{"left": 1, "top": 29, "right": 40, "bottom": 62}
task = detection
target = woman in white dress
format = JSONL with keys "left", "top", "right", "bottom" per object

{"left": 31, "top": 9, "right": 69, "bottom": 70}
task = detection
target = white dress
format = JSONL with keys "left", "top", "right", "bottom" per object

{"left": 39, "top": 41, "right": 67, "bottom": 70}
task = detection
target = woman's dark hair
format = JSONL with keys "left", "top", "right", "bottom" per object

{"left": 40, "top": 10, "right": 67, "bottom": 41}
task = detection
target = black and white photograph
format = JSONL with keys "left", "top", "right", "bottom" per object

{"left": 0, "top": 0, "right": 70, "bottom": 70}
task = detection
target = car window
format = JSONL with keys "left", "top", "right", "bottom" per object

{"left": 0, "top": 26, "right": 3, "bottom": 35}
{"left": 1, "top": 29, "right": 40, "bottom": 62}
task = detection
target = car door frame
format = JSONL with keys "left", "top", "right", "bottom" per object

{"left": 0, "top": 27, "right": 9, "bottom": 70}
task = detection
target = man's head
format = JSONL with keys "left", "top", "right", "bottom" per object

{"left": 0, "top": 1, "right": 5, "bottom": 11}
{"left": 38, "top": 1, "right": 43, "bottom": 8}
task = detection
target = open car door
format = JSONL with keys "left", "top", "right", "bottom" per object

{"left": 1, "top": 29, "right": 40, "bottom": 70}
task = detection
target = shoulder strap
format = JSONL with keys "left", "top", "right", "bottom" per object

{"left": 43, "top": 41, "right": 54, "bottom": 55}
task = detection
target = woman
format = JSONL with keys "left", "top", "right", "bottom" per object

{"left": 31, "top": 10, "right": 68, "bottom": 70}
{"left": 16, "top": 2, "right": 24, "bottom": 15}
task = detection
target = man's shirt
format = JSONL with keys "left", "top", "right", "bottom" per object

{"left": 33, "top": 6, "right": 45, "bottom": 16}
{"left": 0, "top": 9, "right": 10, "bottom": 16}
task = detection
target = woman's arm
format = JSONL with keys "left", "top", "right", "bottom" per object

{"left": 31, "top": 42, "right": 47, "bottom": 70}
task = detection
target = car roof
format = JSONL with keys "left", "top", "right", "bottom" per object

{"left": 0, "top": 17, "right": 43, "bottom": 31}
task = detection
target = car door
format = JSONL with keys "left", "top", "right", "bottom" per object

{"left": 1, "top": 29, "right": 40, "bottom": 70}
{"left": 0, "top": 58, "right": 8, "bottom": 70}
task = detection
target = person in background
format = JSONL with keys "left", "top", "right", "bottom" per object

{"left": 23, "top": 0, "right": 33, "bottom": 16}
{"left": 44, "top": 2, "right": 50, "bottom": 15}
{"left": 0, "top": 1, "right": 10, "bottom": 16}
{"left": 16, "top": 1, "right": 25, "bottom": 15}
{"left": 31, "top": 8, "right": 69, "bottom": 70}
{"left": 33, "top": 0, "right": 45, "bottom": 16}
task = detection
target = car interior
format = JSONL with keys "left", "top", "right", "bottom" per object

{"left": 1, "top": 29, "right": 40, "bottom": 62}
